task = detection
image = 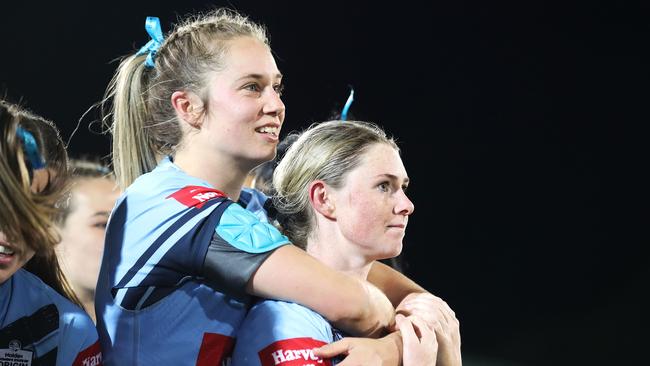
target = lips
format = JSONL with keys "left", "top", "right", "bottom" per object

{"left": 255, "top": 125, "right": 279, "bottom": 136}
{"left": 0, "top": 244, "right": 15, "bottom": 256}
{"left": 0, "top": 244, "right": 16, "bottom": 265}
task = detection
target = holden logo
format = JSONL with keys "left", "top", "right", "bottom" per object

{"left": 8, "top": 340, "right": 21, "bottom": 352}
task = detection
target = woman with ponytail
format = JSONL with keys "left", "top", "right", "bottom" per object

{"left": 96, "top": 8, "right": 437, "bottom": 365}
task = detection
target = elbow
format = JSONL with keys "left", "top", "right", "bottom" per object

{"left": 326, "top": 296, "right": 369, "bottom": 324}
{"left": 326, "top": 281, "right": 392, "bottom": 337}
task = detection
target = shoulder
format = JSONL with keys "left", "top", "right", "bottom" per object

{"left": 217, "top": 203, "right": 290, "bottom": 253}
{"left": 11, "top": 270, "right": 99, "bottom": 362}
{"left": 18, "top": 270, "right": 97, "bottom": 335}
{"left": 241, "top": 299, "right": 332, "bottom": 341}
{"left": 233, "top": 300, "right": 332, "bottom": 366}
{"left": 126, "top": 159, "right": 196, "bottom": 199}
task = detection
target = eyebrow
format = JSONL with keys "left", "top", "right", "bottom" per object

{"left": 92, "top": 211, "right": 112, "bottom": 218}
{"left": 376, "top": 173, "right": 410, "bottom": 185}
{"left": 235, "top": 73, "right": 283, "bottom": 82}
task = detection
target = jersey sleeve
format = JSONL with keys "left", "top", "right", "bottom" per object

{"left": 201, "top": 203, "right": 290, "bottom": 296}
{"left": 231, "top": 301, "right": 333, "bottom": 366}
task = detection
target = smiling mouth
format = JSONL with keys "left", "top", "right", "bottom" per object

{"left": 255, "top": 126, "right": 279, "bottom": 137}
{"left": 0, "top": 245, "right": 15, "bottom": 256}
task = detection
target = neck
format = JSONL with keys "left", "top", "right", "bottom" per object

{"left": 173, "top": 146, "right": 250, "bottom": 202}
{"left": 305, "top": 220, "right": 373, "bottom": 280}
{"left": 79, "top": 290, "right": 96, "bottom": 323}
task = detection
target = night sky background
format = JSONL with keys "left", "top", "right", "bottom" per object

{"left": 1, "top": 1, "right": 647, "bottom": 365}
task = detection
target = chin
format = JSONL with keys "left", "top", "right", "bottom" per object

{"left": 379, "top": 243, "right": 403, "bottom": 259}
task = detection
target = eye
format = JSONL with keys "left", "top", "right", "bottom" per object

{"left": 402, "top": 183, "right": 409, "bottom": 194}
{"left": 273, "top": 84, "right": 285, "bottom": 96}
{"left": 378, "top": 181, "right": 390, "bottom": 193}
{"left": 93, "top": 221, "right": 108, "bottom": 229}
{"left": 244, "top": 83, "right": 261, "bottom": 92}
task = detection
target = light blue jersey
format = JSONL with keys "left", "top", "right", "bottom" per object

{"left": 232, "top": 300, "right": 345, "bottom": 366}
{"left": 0, "top": 269, "right": 102, "bottom": 366}
{"left": 95, "top": 157, "right": 289, "bottom": 365}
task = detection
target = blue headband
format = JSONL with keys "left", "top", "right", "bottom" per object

{"left": 341, "top": 87, "right": 355, "bottom": 121}
{"left": 136, "top": 16, "right": 164, "bottom": 68}
{"left": 16, "top": 127, "right": 46, "bottom": 170}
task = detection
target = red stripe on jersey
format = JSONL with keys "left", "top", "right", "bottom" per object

{"left": 196, "top": 333, "right": 234, "bottom": 366}
{"left": 72, "top": 340, "right": 103, "bottom": 366}
{"left": 167, "top": 186, "right": 227, "bottom": 208}
{"left": 258, "top": 338, "right": 331, "bottom": 366}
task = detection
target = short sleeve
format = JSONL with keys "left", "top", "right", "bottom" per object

{"left": 202, "top": 203, "right": 290, "bottom": 296}
{"left": 216, "top": 203, "right": 289, "bottom": 253}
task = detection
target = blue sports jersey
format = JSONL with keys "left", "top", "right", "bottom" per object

{"left": 0, "top": 269, "right": 102, "bottom": 366}
{"left": 239, "top": 187, "right": 271, "bottom": 223}
{"left": 95, "top": 157, "right": 290, "bottom": 365}
{"left": 232, "top": 300, "right": 345, "bottom": 366}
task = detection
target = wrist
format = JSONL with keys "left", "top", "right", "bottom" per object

{"left": 381, "top": 331, "right": 403, "bottom": 366}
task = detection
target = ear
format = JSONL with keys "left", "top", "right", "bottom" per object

{"left": 171, "top": 91, "right": 204, "bottom": 128}
{"left": 30, "top": 168, "right": 51, "bottom": 194}
{"left": 309, "top": 180, "right": 336, "bottom": 220}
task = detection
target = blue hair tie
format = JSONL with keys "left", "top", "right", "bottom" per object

{"left": 136, "top": 16, "right": 164, "bottom": 68}
{"left": 16, "top": 127, "right": 46, "bottom": 170}
{"left": 341, "top": 87, "right": 355, "bottom": 121}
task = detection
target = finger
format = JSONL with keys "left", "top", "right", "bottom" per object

{"left": 313, "top": 339, "right": 351, "bottom": 358}
{"left": 397, "top": 314, "right": 420, "bottom": 346}
{"left": 401, "top": 295, "right": 448, "bottom": 318}
{"left": 407, "top": 314, "right": 434, "bottom": 336}
{"left": 407, "top": 315, "right": 438, "bottom": 349}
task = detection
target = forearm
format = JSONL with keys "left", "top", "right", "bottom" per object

{"left": 381, "top": 331, "right": 404, "bottom": 366}
{"left": 248, "top": 245, "right": 395, "bottom": 337}
{"left": 313, "top": 331, "right": 404, "bottom": 366}
{"left": 367, "top": 261, "right": 427, "bottom": 306}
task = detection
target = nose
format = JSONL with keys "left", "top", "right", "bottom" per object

{"left": 395, "top": 190, "right": 414, "bottom": 216}
{"left": 263, "top": 88, "right": 285, "bottom": 118}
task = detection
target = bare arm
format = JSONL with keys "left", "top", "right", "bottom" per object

{"left": 247, "top": 244, "right": 395, "bottom": 337}
{"left": 367, "top": 260, "right": 427, "bottom": 306}
{"left": 314, "top": 331, "right": 404, "bottom": 366}
{"left": 368, "top": 262, "right": 462, "bottom": 366}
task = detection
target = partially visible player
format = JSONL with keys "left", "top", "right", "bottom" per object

{"left": 56, "top": 159, "right": 119, "bottom": 322}
{"left": 0, "top": 100, "right": 102, "bottom": 365}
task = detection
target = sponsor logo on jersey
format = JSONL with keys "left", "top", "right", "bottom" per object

{"left": 72, "top": 341, "right": 102, "bottom": 366}
{"left": 196, "top": 333, "right": 234, "bottom": 366}
{"left": 258, "top": 338, "right": 330, "bottom": 366}
{"left": 167, "top": 186, "right": 227, "bottom": 208}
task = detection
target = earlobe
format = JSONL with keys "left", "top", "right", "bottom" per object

{"left": 309, "top": 181, "right": 336, "bottom": 220}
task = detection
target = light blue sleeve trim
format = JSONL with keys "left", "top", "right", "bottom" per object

{"left": 216, "top": 203, "right": 289, "bottom": 253}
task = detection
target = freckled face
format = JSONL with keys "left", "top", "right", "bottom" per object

{"left": 330, "top": 143, "right": 414, "bottom": 260}
{"left": 200, "top": 36, "right": 285, "bottom": 170}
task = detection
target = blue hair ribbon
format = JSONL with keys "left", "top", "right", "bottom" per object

{"left": 136, "top": 16, "right": 164, "bottom": 68}
{"left": 341, "top": 87, "right": 355, "bottom": 121}
{"left": 16, "top": 127, "right": 46, "bottom": 169}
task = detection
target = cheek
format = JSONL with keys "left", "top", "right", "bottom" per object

{"left": 340, "top": 196, "right": 384, "bottom": 242}
{"left": 62, "top": 226, "right": 101, "bottom": 253}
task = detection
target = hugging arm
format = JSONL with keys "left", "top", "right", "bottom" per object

{"left": 248, "top": 245, "right": 395, "bottom": 338}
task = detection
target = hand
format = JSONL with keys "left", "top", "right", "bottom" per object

{"left": 395, "top": 293, "right": 461, "bottom": 366}
{"left": 314, "top": 333, "right": 401, "bottom": 366}
{"left": 397, "top": 313, "right": 438, "bottom": 366}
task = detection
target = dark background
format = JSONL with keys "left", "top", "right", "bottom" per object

{"left": 1, "top": 1, "right": 647, "bottom": 365}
